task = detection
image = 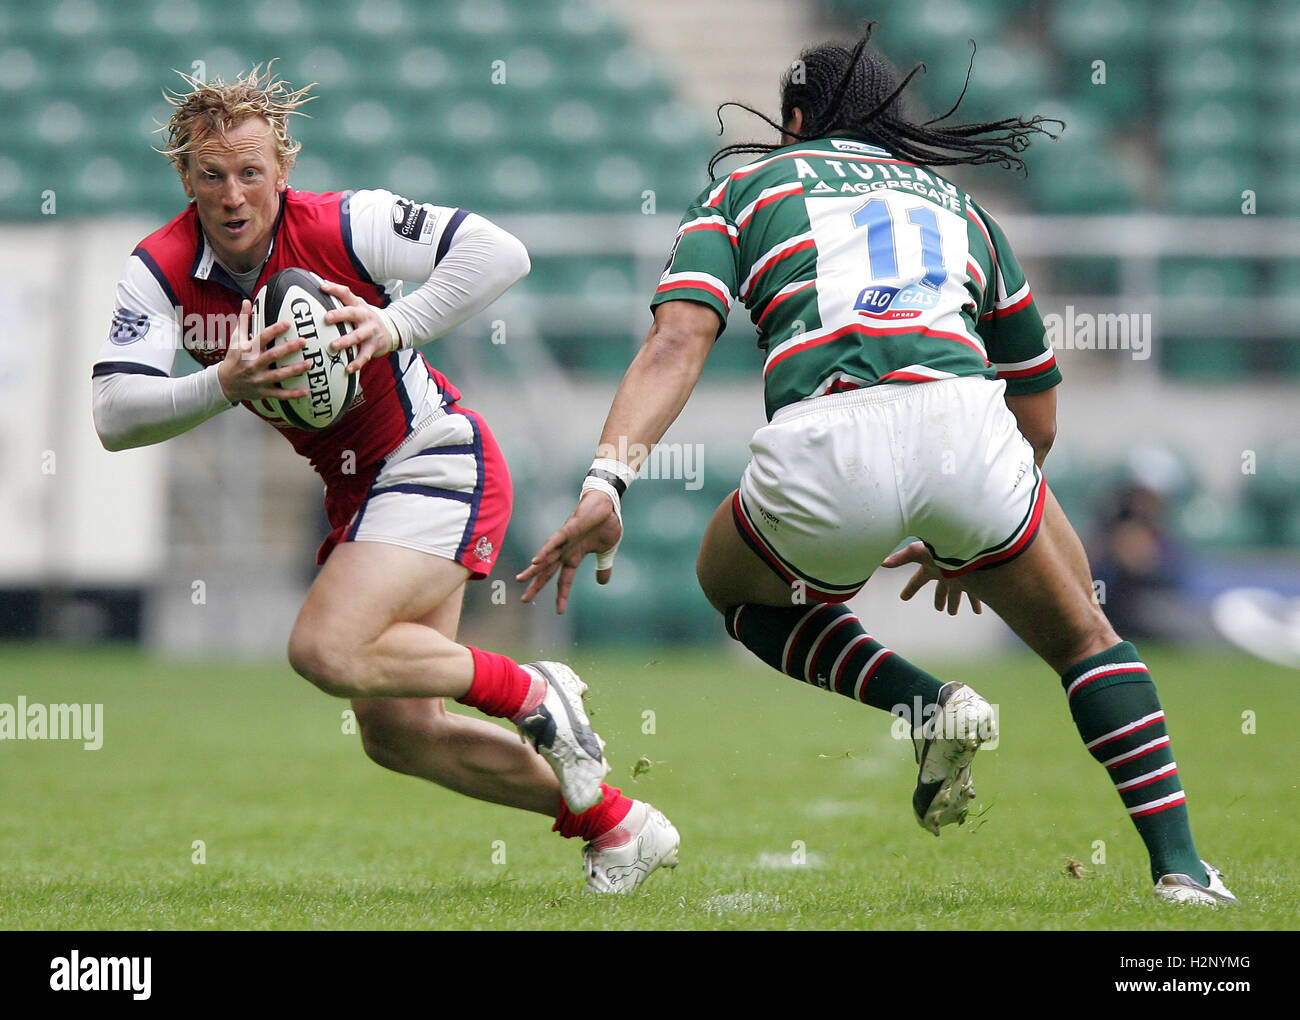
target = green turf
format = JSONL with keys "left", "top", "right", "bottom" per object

{"left": 0, "top": 643, "right": 1293, "bottom": 930}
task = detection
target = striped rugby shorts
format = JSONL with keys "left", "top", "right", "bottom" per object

{"left": 319, "top": 403, "right": 512, "bottom": 579}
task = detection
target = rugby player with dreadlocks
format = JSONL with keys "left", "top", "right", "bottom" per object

{"left": 521, "top": 27, "right": 1236, "bottom": 905}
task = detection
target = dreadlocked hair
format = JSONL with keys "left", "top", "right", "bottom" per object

{"left": 708, "top": 22, "right": 1062, "bottom": 178}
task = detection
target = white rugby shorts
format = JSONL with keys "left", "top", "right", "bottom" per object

{"left": 734, "top": 377, "right": 1045, "bottom": 602}
{"left": 328, "top": 405, "right": 512, "bottom": 579}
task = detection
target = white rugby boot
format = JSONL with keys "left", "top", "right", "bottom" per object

{"left": 583, "top": 801, "right": 680, "bottom": 894}
{"left": 517, "top": 661, "right": 610, "bottom": 814}
{"left": 1154, "top": 861, "right": 1239, "bottom": 906}
{"left": 912, "top": 682, "right": 998, "bottom": 835}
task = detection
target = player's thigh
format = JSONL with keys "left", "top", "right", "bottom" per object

{"left": 297, "top": 402, "right": 508, "bottom": 656}
{"left": 292, "top": 540, "right": 471, "bottom": 656}
{"left": 696, "top": 492, "right": 802, "bottom": 611}
{"left": 960, "top": 487, "right": 1119, "bottom": 673}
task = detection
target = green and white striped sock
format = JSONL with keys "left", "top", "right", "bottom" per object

{"left": 1062, "top": 641, "right": 1206, "bottom": 885}
{"left": 725, "top": 602, "right": 945, "bottom": 725}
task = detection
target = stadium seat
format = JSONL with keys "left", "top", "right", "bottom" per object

{"left": 1261, "top": 57, "right": 1300, "bottom": 105}
{"left": 0, "top": 45, "right": 53, "bottom": 98}
{"left": 0, "top": 157, "right": 47, "bottom": 220}
{"left": 1165, "top": 154, "right": 1258, "bottom": 213}
{"left": 33, "top": 0, "right": 110, "bottom": 42}
{"left": 879, "top": 0, "right": 1008, "bottom": 56}
{"left": 1158, "top": 46, "right": 1258, "bottom": 99}
{"left": 1159, "top": 258, "right": 1256, "bottom": 299}
{"left": 1260, "top": 107, "right": 1300, "bottom": 160}
{"left": 1051, "top": 257, "right": 1121, "bottom": 296}
{"left": 1028, "top": 145, "right": 1139, "bottom": 213}
{"left": 1048, "top": 0, "right": 1153, "bottom": 54}
{"left": 1263, "top": 0, "right": 1300, "bottom": 46}
{"left": 1268, "top": 165, "right": 1300, "bottom": 215}
{"left": 1269, "top": 258, "right": 1300, "bottom": 300}
{"left": 378, "top": 154, "right": 442, "bottom": 201}
{"left": 955, "top": 42, "right": 1052, "bottom": 119}
{"left": 23, "top": 97, "right": 99, "bottom": 157}
{"left": 1158, "top": 101, "right": 1259, "bottom": 155}
{"left": 1243, "top": 437, "right": 1300, "bottom": 545}
{"left": 1062, "top": 54, "right": 1150, "bottom": 120}
{"left": 349, "top": 0, "right": 423, "bottom": 37}
{"left": 64, "top": 155, "right": 144, "bottom": 218}
{"left": 1158, "top": 336, "right": 1253, "bottom": 381}
{"left": 1165, "top": 0, "right": 1256, "bottom": 46}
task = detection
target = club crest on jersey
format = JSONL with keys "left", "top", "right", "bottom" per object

{"left": 108, "top": 308, "right": 149, "bottom": 345}
{"left": 854, "top": 282, "right": 941, "bottom": 321}
{"left": 391, "top": 198, "right": 437, "bottom": 244}
{"left": 474, "top": 536, "right": 494, "bottom": 561}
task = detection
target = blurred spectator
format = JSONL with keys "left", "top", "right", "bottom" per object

{"left": 1089, "top": 446, "right": 1202, "bottom": 642}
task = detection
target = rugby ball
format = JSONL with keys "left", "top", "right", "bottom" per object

{"left": 251, "top": 268, "right": 358, "bottom": 431}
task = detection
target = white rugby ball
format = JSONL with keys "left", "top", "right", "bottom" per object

{"left": 252, "top": 268, "right": 358, "bottom": 431}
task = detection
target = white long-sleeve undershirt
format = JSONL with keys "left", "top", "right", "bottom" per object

{"left": 92, "top": 194, "right": 529, "bottom": 451}
{"left": 93, "top": 363, "right": 233, "bottom": 453}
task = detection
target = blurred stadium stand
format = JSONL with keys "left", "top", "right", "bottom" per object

{"left": 2, "top": 0, "right": 1297, "bottom": 655}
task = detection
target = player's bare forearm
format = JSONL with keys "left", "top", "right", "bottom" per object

{"left": 1005, "top": 387, "right": 1057, "bottom": 468}
{"left": 517, "top": 300, "right": 719, "bottom": 610}
{"left": 595, "top": 300, "right": 719, "bottom": 467}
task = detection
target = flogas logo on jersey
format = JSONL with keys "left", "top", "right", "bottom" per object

{"left": 854, "top": 282, "right": 941, "bottom": 321}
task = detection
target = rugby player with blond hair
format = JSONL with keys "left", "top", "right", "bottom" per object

{"left": 92, "top": 64, "right": 678, "bottom": 893}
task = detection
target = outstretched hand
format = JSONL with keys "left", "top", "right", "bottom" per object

{"left": 517, "top": 490, "right": 624, "bottom": 614}
{"left": 880, "top": 540, "right": 983, "bottom": 616}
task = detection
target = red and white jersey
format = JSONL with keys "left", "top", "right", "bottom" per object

{"left": 92, "top": 188, "right": 475, "bottom": 496}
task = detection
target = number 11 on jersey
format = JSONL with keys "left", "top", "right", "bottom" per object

{"left": 850, "top": 196, "right": 948, "bottom": 320}
{"left": 851, "top": 197, "right": 947, "bottom": 290}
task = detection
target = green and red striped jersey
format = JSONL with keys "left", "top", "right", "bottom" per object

{"left": 651, "top": 136, "right": 1061, "bottom": 419}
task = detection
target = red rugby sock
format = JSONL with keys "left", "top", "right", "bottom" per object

{"left": 553, "top": 784, "right": 634, "bottom": 842}
{"left": 458, "top": 647, "right": 544, "bottom": 721}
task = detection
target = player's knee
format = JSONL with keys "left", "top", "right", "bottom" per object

{"left": 287, "top": 624, "right": 363, "bottom": 698}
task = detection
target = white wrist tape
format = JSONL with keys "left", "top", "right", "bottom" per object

{"left": 582, "top": 458, "right": 634, "bottom": 572}
{"left": 375, "top": 305, "right": 404, "bottom": 352}
{"left": 590, "top": 457, "right": 638, "bottom": 490}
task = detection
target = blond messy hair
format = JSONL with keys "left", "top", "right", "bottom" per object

{"left": 157, "top": 60, "right": 317, "bottom": 181}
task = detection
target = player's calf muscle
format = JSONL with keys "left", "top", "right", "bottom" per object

{"left": 351, "top": 699, "right": 439, "bottom": 774}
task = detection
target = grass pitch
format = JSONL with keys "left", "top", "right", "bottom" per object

{"left": 0, "top": 642, "right": 1293, "bottom": 931}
